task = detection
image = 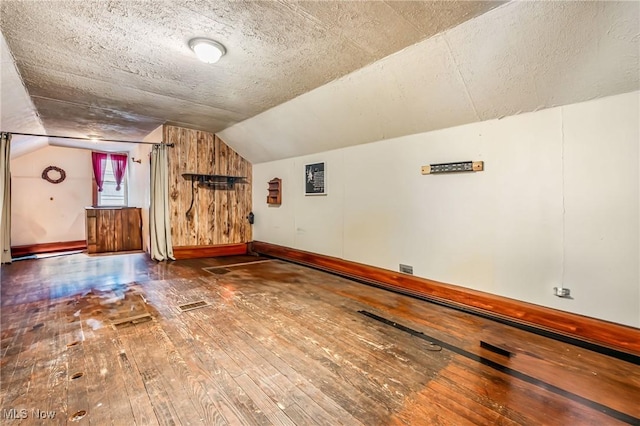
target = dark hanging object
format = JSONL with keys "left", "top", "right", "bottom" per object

{"left": 42, "top": 166, "right": 66, "bottom": 184}
{"left": 246, "top": 212, "right": 254, "bottom": 224}
{"left": 182, "top": 173, "right": 247, "bottom": 217}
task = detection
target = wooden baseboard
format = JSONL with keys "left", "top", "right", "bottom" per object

{"left": 172, "top": 243, "right": 248, "bottom": 260}
{"left": 11, "top": 240, "right": 87, "bottom": 258}
{"left": 250, "top": 241, "right": 640, "bottom": 357}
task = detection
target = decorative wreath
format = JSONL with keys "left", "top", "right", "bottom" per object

{"left": 42, "top": 166, "right": 66, "bottom": 184}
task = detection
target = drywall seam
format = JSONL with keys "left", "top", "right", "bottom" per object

{"left": 442, "top": 34, "right": 480, "bottom": 121}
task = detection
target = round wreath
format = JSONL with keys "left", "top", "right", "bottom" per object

{"left": 42, "top": 166, "right": 66, "bottom": 184}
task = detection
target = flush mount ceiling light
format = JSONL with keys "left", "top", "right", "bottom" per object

{"left": 189, "top": 38, "right": 226, "bottom": 64}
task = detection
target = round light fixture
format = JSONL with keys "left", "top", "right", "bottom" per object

{"left": 189, "top": 38, "right": 226, "bottom": 64}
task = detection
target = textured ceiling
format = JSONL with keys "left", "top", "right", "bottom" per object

{"left": 219, "top": 0, "right": 640, "bottom": 163}
{"left": 0, "top": 0, "right": 501, "bottom": 143}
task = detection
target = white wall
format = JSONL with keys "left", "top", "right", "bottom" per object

{"left": 11, "top": 146, "right": 92, "bottom": 246}
{"left": 129, "top": 125, "right": 161, "bottom": 253}
{"left": 10, "top": 126, "right": 158, "bottom": 252}
{"left": 252, "top": 91, "right": 639, "bottom": 327}
{"left": 127, "top": 143, "right": 151, "bottom": 253}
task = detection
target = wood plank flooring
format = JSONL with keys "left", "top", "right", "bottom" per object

{"left": 1, "top": 253, "right": 639, "bottom": 425}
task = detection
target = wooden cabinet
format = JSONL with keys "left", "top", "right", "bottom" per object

{"left": 86, "top": 207, "right": 142, "bottom": 254}
{"left": 267, "top": 178, "right": 281, "bottom": 205}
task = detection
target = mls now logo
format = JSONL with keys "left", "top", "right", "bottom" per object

{"left": 32, "top": 409, "right": 56, "bottom": 419}
{"left": 2, "top": 408, "right": 28, "bottom": 419}
{"left": 1, "top": 408, "right": 56, "bottom": 420}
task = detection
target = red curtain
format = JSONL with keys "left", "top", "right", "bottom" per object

{"left": 91, "top": 152, "right": 108, "bottom": 192}
{"left": 110, "top": 154, "right": 128, "bottom": 191}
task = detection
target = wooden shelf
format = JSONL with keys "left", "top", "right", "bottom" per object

{"left": 267, "top": 178, "right": 281, "bottom": 205}
{"left": 182, "top": 173, "right": 248, "bottom": 217}
{"left": 182, "top": 173, "right": 247, "bottom": 188}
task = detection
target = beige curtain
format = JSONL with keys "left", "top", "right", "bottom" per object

{"left": 0, "top": 132, "right": 11, "bottom": 264}
{"left": 150, "top": 143, "right": 174, "bottom": 261}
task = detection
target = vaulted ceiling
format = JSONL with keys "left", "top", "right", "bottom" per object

{"left": 0, "top": 1, "right": 500, "bottom": 144}
{"left": 220, "top": 0, "right": 640, "bottom": 162}
{"left": 1, "top": 1, "right": 638, "bottom": 163}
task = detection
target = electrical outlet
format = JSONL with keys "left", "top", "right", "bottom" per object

{"left": 399, "top": 264, "right": 413, "bottom": 275}
{"left": 553, "top": 287, "right": 571, "bottom": 298}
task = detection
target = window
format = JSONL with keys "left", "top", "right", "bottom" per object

{"left": 93, "top": 155, "right": 128, "bottom": 207}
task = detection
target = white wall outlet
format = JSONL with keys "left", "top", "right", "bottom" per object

{"left": 553, "top": 287, "right": 571, "bottom": 298}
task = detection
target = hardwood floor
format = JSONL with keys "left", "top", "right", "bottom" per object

{"left": 1, "top": 253, "right": 638, "bottom": 425}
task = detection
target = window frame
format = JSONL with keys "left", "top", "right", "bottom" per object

{"left": 92, "top": 152, "right": 129, "bottom": 207}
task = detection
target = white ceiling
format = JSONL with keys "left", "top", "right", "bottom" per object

{"left": 0, "top": 32, "right": 48, "bottom": 157}
{"left": 0, "top": 14, "right": 156, "bottom": 156}
{"left": 1, "top": 1, "right": 638, "bottom": 163}
{"left": 0, "top": 0, "right": 500, "bottom": 157}
{"left": 220, "top": 1, "right": 640, "bottom": 163}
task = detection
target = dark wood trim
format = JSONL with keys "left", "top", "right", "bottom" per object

{"left": 11, "top": 240, "right": 87, "bottom": 258}
{"left": 172, "top": 243, "right": 248, "bottom": 260}
{"left": 250, "top": 241, "right": 640, "bottom": 357}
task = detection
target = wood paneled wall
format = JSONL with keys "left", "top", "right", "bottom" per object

{"left": 164, "top": 125, "right": 252, "bottom": 247}
{"left": 86, "top": 208, "right": 142, "bottom": 254}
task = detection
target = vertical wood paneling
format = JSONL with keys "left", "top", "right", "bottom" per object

{"left": 178, "top": 127, "right": 189, "bottom": 245}
{"left": 105, "top": 210, "right": 116, "bottom": 252}
{"left": 244, "top": 153, "right": 252, "bottom": 241}
{"left": 184, "top": 129, "right": 198, "bottom": 245}
{"left": 86, "top": 209, "right": 97, "bottom": 253}
{"left": 187, "top": 128, "right": 198, "bottom": 242}
{"left": 95, "top": 209, "right": 106, "bottom": 253}
{"left": 228, "top": 159, "right": 238, "bottom": 243}
{"left": 213, "top": 136, "right": 228, "bottom": 244}
{"left": 88, "top": 208, "right": 142, "bottom": 253}
{"left": 196, "top": 131, "right": 215, "bottom": 245}
{"left": 227, "top": 144, "right": 252, "bottom": 242}
{"left": 123, "top": 208, "right": 142, "bottom": 251}
{"left": 165, "top": 125, "right": 252, "bottom": 247}
{"left": 114, "top": 210, "right": 124, "bottom": 251}
{"left": 123, "top": 210, "right": 133, "bottom": 250}
{"left": 165, "top": 126, "right": 183, "bottom": 246}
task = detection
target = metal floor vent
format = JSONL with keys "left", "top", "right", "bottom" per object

{"left": 178, "top": 300, "right": 210, "bottom": 312}
{"left": 110, "top": 313, "right": 153, "bottom": 327}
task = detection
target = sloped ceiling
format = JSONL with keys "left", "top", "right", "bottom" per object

{"left": 2, "top": 32, "right": 141, "bottom": 156}
{"left": 0, "top": 32, "right": 48, "bottom": 157}
{"left": 220, "top": 0, "right": 640, "bottom": 163}
{"left": 1, "top": 1, "right": 638, "bottom": 163}
{"left": 0, "top": 0, "right": 501, "bottom": 152}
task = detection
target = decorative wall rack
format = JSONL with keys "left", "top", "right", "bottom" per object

{"left": 267, "top": 178, "right": 282, "bottom": 205}
{"left": 421, "top": 161, "right": 484, "bottom": 175}
{"left": 182, "top": 173, "right": 247, "bottom": 217}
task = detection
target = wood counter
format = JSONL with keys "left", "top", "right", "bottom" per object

{"left": 86, "top": 207, "right": 142, "bottom": 254}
